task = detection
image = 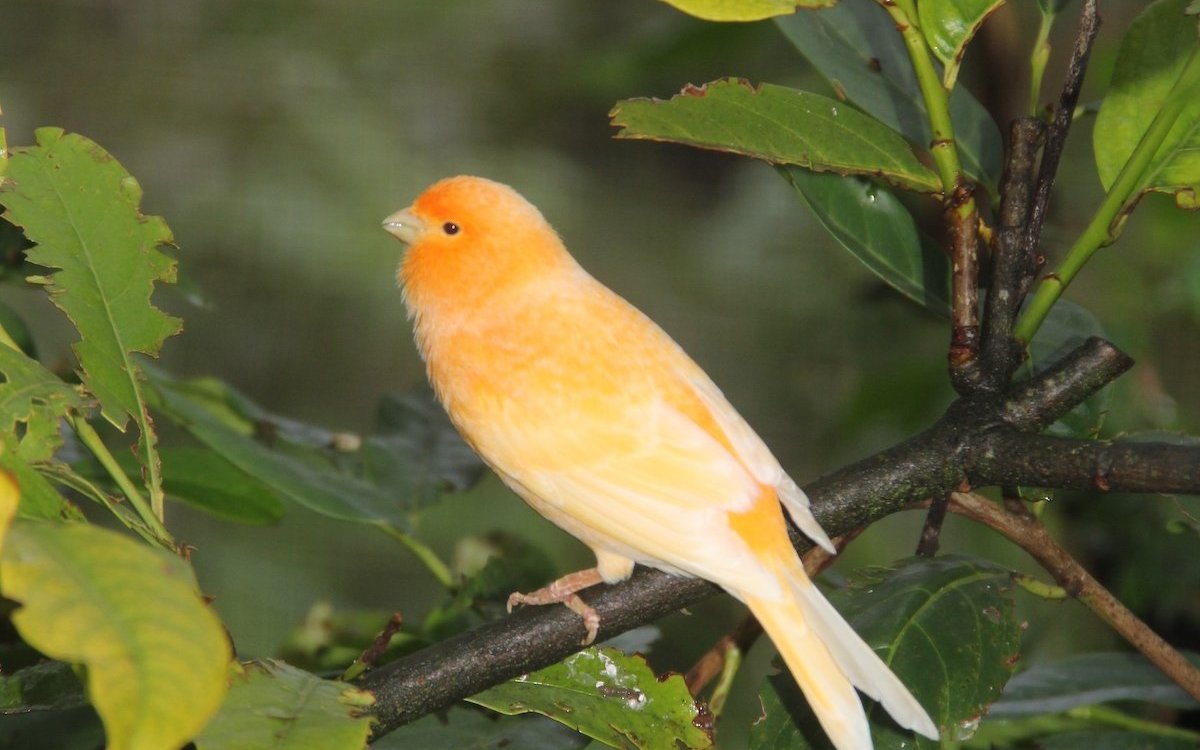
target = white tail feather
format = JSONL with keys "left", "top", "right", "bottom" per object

{"left": 746, "top": 593, "right": 873, "bottom": 750}
{"left": 787, "top": 569, "right": 940, "bottom": 740}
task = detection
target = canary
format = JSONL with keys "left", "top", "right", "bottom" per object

{"left": 383, "top": 176, "right": 938, "bottom": 749}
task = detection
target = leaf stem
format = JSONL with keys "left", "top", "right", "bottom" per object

{"left": 1028, "top": 9, "right": 1056, "bottom": 117}
{"left": 1014, "top": 45, "right": 1200, "bottom": 343}
{"left": 876, "top": 0, "right": 963, "bottom": 195}
{"left": 1066, "top": 705, "right": 1200, "bottom": 742}
{"left": 378, "top": 524, "right": 455, "bottom": 590}
{"left": 68, "top": 415, "right": 174, "bottom": 549}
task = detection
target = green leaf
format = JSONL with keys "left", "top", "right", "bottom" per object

{"left": 752, "top": 555, "right": 1020, "bottom": 748}
{"left": 468, "top": 647, "right": 713, "bottom": 749}
{"left": 149, "top": 372, "right": 410, "bottom": 529}
{"left": 1031, "top": 730, "right": 1198, "bottom": 749}
{"left": 611, "top": 79, "right": 942, "bottom": 194}
{"left": 781, "top": 167, "right": 950, "bottom": 313}
{"left": 918, "top": 1, "right": 1006, "bottom": 89}
{"left": 775, "top": 3, "right": 1003, "bottom": 189}
{"left": 0, "top": 128, "right": 182, "bottom": 509}
{"left": 93, "top": 446, "right": 286, "bottom": 525}
{"left": 157, "top": 447, "right": 285, "bottom": 524}
{"left": 373, "top": 707, "right": 590, "bottom": 750}
{"left": 0, "top": 520, "right": 230, "bottom": 750}
{"left": 0, "top": 342, "right": 89, "bottom": 462}
{"left": 990, "top": 652, "right": 1200, "bottom": 716}
{"left": 195, "top": 660, "right": 375, "bottom": 750}
{"left": 360, "top": 391, "right": 486, "bottom": 514}
{"left": 658, "top": 0, "right": 833, "bottom": 22}
{"left": 0, "top": 450, "right": 81, "bottom": 521}
{"left": 1094, "top": 0, "right": 1200, "bottom": 211}
{"left": 0, "top": 660, "right": 88, "bottom": 712}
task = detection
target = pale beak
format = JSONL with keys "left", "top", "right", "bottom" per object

{"left": 382, "top": 208, "right": 426, "bottom": 245}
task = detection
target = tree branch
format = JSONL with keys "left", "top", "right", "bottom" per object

{"left": 1022, "top": 0, "right": 1101, "bottom": 305}
{"left": 950, "top": 491, "right": 1200, "bottom": 701}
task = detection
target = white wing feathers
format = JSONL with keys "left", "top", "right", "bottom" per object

{"left": 683, "top": 366, "right": 836, "bottom": 554}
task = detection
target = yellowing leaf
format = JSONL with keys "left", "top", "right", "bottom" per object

{"left": 196, "top": 660, "right": 375, "bottom": 749}
{"left": 0, "top": 521, "right": 230, "bottom": 750}
{"left": 659, "top": 0, "right": 832, "bottom": 22}
{"left": 0, "top": 470, "right": 17, "bottom": 552}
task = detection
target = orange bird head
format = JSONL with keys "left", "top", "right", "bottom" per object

{"left": 383, "top": 176, "right": 572, "bottom": 314}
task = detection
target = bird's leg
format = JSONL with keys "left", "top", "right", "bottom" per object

{"left": 507, "top": 567, "right": 604, "bottom": 645}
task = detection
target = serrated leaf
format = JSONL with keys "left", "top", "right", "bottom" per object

{"left": 468, "top": 647, "right": 712, "bottom": 749}
{"left": 781, "top": 167, "right": 951, "bottom": 313}
{"left": 1095, "top": 0, "right": 1200, "bottom": 211}
{"left": 0, "top": 127, "right": 181, "bottom": 509}
{"left": 990, "top": 652, "right": 1200, "bottom": 716}
{"left": 360, "top": 391, "right": 486, "bottom": 513}
{"left": 612, "top": 79, "right": 942, "bottom": 194}
{"left": 373, "top": 707, "right": 590, "bottom": 750}
{"left": 0, "top": 520, "right": 230, "bottom": 750}
{"left": 752, "top": 556, "right": 1020, "bottom": 749}
{"left": 0, "top": 342, "right": 88, "bottom": 462}
{"left": 195, "top": 660, "right": 375, "bottom": 750}
{"left": 776, "top": 3, "right": 1003, "bottom": 189}
{"left": 658, "top": 0, "right": 832, "bottom": 22}
{"left": 918, "top": 0, "right": 1006, "bottom": 89}
{"left": 148, "top": 372, "right": 410, "bottom": 529}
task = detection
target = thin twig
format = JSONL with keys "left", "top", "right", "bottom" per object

{"left": 947, "top": 183, "right": 984, "bottom": 394}
{"left": 950, "top": 491, "right": 1200, "bottom": 701}
{"left": 916, "top": 494, "right": 950, "bottom": 556}
{"left": 684, "top": 614, "right": 763, "bottom": 697}
{"left": 1022, "top": 0, "right": 1101, "bottom": 296}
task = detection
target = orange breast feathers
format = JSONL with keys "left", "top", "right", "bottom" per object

{"left": 383, "top": 175, "right": 938, "bottom": 750}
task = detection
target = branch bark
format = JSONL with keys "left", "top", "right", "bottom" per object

{"left": 950, "top": 491, "right": 1200, "bottom": 701}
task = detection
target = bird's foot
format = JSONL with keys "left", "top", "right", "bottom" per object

{"left": 507, "top": 567, "right": 603, "bottom": 645}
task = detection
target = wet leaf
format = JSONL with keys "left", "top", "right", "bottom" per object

{"left": 468, "top": 647, "right": 712, "bottom": 749}
{"left": 781, "top": 167, "right": 950, "bottom": 314}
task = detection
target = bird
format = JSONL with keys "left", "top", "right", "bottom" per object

{"left": 383, "top": 175, "right": 939, "bottom": 749}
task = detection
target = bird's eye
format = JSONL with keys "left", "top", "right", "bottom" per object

{"left": 442, "top": 222, "right": 460, "bottom": 236}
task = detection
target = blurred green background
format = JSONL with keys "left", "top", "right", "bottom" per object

{"left": 1, "top": 0, "right": 1196, "bottom": 721}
